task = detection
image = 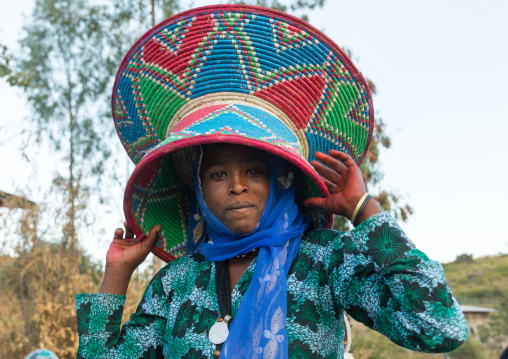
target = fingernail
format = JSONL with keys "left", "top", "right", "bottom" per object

{"left": 156, "top": 225, "right": 162, "bottom": 232}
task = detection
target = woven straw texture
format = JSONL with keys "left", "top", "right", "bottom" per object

{"left": 113, "top": 5, "right": 374, "bottom": 262}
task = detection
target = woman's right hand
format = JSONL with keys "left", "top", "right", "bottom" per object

{"left": 106, "top": 222, "right": 161, "bottom": 274}
{"left": 100, "top": 222, "right": 161, "bottom": 295}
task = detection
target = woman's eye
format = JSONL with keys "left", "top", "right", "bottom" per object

{"left": 212, "top": 171, "right": 226, "bottom": 179}
{"left": 248, "top": 168, "right": 261, "bottom": 175}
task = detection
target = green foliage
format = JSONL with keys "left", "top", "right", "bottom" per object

{"left": 112, "top": 0, "right": 182, "bottom": 30}
{"left": 448, "top": 336, "right": 488, "bottom": 359}
{"left": 0, "top": 43, "right": 8, "bottom": 77}
{"left": 230, "top": 0, "right": 326, "bottom": 14}
{"left": 157, "top": 0, "right": 182, "bottom": 19}
{"left": 455, "top": 253, "right": 474, "bottom": 264}
{"left": 351, "top": 328, "right": 405, "bottom": 358}
{"left": 229, "top": 0, "right": 288, "bottom": 12}
{"left": 290, "top": 0, "right": 326, "bottom": 11}
{"left": 479, "top": 298, "right": 508, "bottom": 348}
{"left": 229, "top": 0, "right": 326, "bottom": 21}
{"left": 442, "top": 254, "right": 508, "bottom": 307}
{"left": 0, "top": 43, "right": 32, "bottom": 88}
{"left": 442, "top": 255, "right": 508, "bottom": 355}
{"left": 350, "top": 322, "right": 442, "bottom": 359}
{"left": 350, "top": 319, "right": 498, "bottom": 359}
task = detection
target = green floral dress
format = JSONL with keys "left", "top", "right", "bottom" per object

{"left": 75, "top": 212, "right": 468, "bottom": 358}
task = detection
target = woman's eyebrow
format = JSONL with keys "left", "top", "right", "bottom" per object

{"left": 245, "top": 156, "right": 269, "bottom": 164}
{"left": 207, "top": 160, "right": 227, "bottom": 167}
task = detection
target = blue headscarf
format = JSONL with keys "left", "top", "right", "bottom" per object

{"left": 189, "top": 146, "right": 310, "bottom": 359}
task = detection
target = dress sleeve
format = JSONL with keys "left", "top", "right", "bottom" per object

{"left": 75, "top": 269, "right": 169, "bottom": 358}
{"left": 328, "top": 211, "right": 468, "bottom": 353}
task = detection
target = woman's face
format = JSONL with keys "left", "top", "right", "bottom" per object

{"left": 201, "top": 144, "right": 270, "bottom": 235}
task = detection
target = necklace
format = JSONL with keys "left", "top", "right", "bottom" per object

{"left": 209, "top": 260, "right": 233, "bottom": 358}
{"left": 235, "top": 248, "right": 257, "bottom": 259}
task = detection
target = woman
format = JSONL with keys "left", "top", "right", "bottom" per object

{"left": 76, "top": 5, "right": 467, "bottom": 358}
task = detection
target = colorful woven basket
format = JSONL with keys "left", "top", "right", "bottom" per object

{"left": 113, "top": 4, "right": 374, "bottom": 262}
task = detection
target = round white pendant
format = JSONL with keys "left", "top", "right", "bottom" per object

{"left": 209, "top": 320, "right": 229, "bottom": 344}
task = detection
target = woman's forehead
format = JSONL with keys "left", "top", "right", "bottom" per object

{"left": 201, "top": 144, "right": 269, "bottom": 167}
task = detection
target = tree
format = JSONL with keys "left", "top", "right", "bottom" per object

{"left": 229, "top": 0, "right": 325, "bottom": 21}
{"left": 14, "top": 0, "right": 122, "bottom": 248}
{"left": 454, "top": 253, "right": 474, "bottom": 264}
{"left": 0, "top": 43, "right": 31, "bottom": 88}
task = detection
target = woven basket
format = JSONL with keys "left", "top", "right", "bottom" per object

{"left": 113, "top": 5, "right": 374, "bottom": 262}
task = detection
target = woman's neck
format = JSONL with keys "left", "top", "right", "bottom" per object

{"left": 226, "top": 249, "right": 258, "bottom": 292}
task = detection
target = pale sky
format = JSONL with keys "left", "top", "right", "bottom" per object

{"left": 1, "top": 0, "right": 507, "bottom": 263}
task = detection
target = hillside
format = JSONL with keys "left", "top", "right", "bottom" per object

{"left": 442, "top": 253, "right": 508, "bottom": 307}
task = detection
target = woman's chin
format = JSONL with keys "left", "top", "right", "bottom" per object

{"left": 221, "top": 214, "right": 262, "bottom": 235}
{"left": 230, "top": 228, "right": 255, "bottom": 235}
{"left": 227, "top": 222, "right": 258, "bottom": 235}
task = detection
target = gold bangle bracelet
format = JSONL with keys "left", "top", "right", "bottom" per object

{"left": 350, "top": 193, "right": 369, "bottom": 225}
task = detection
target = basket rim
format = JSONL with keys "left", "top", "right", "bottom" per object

{"left": 111, "top": 4, "right": 374, "bottom": 166}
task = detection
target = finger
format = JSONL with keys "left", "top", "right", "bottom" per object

{"left": 322, "top": 177, "right": 336, "bottom": 194}
{"left": 112, "top": 236, "right": 139, "bottom": 246}
{"left": 328, "top": 149, "right": 358, "bottom": 168}
{"left": 113, "top": 228, "right": 124, "bottom": 239}
{"left": 303, "top": 197, "right": 329, "bottom": 211}
{"left": 124, "top": 221, "right": 134, "bottom": 238}
{"left": 311, "top": 160, "right": 341, "bottom": 184}
{"left": 314, "top": 151, "right": 347, "bottom": 175}
{"left": 140, "top": 225, "right": 162, "bottom": 253}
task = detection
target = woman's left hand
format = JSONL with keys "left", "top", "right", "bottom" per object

{"left": 303, "top": 150, "right": 369, "bottom": 220}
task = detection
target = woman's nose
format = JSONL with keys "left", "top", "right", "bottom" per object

{"left": 229, "top": 172, "right": 248, "bottom": 194}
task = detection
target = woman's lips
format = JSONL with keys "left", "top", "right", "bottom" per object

{"left": 226, "top": 201, "right": 255, "bottom": 211}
